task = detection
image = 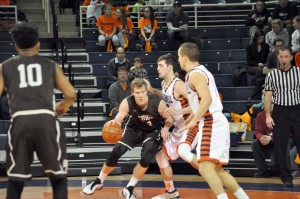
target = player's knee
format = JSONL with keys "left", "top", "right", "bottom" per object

{"left": 140, "top": 141, "right": 159, "bottom": 168}
{"left": 178, "top": 143, "right": 193, "bottom": 163}
{"left": 106, "top": 143, "right": 129, "bottom": 167}
{"left": 156, "top": 150, "right": 169, "bottom": 168}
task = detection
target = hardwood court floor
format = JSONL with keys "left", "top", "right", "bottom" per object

{"left": 0, "top": 175, "right": 299, "bottom": 198}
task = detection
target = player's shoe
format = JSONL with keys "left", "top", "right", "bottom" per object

{"left": 83, "top": 177, "right": 103, "bottom": 195}
{"left": 152, "top": 189, "right": 180, "bottom": 199}
{"left": 122, "top": 186, "right": 136, "bottom": 199}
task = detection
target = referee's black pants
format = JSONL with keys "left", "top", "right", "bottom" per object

{"left": 272, "top": 104, "right": 300, "bottom": 182}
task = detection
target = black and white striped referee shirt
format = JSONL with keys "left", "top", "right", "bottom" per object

{"left": 265, "top": 66, "right": 300, "bottom": 106}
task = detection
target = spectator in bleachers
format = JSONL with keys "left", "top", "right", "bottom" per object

{"left": 115, "top": 7, "right": 135, "bottom": 49}
{"left": 0, "top": 0, "right": 10, "bottom": 5}
{"left": 82, "top": 0, "right": 109, "bottom": 6}
{"left": 148, "top": 0, "right": 174, "bottom": 16}
{"left": 246, "top": 30, "right": 269, "bottom": 84}
{"left": 265, "top": 19, "right": 289, "bottom": 52}
{"left": 131, "top": 0, "right": 146, "bottom": 24}
{"left": 291, "top": 16, "right": 300, "bottom": 54}
{"left": 132, "top": 0, "right": 145, "bottom": 14}
{"left": 110, "top": 0, "right": 129, "bottom": 17}
{"left": 128, "top": 57, "right": 148, "bottom": 82}
{"left": 252, "top": 110, "right": 279, "bottom": 178}
{"left": 108, "top": 67, "right": 131, "bottom": 118}
{"left": 263, "top": 38, "right": 284, "bottom": 75}
{"left": 86, "top": 0, "right": 105, "bottom": 26}
{"left": 136, "top": 6, "right": 158, "bottom": 52}
{"left": 96, "top": 3, "right": 120, "bottom": 51}
{"left": 166, "top": 1, "right": 189, "bottom": 50}
{"left": 245, "top": 0, "right": 271, "bottom": 44}
{"left": 268, "top": 0, "right": 297, "bottom": 36}
{"left": 107, "top": 46, "right": 132, "bottom": 87}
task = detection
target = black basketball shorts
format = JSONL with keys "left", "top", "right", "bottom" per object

{"left": 6, "top": 114, "right": 67, "bottom": 181}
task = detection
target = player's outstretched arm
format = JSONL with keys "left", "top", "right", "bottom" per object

{"left": 55, "top": 64, "right": 76, "bottom": 116}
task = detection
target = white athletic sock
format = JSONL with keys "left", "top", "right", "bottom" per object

{"left": 164, "top": 180, "right": 175, "bottom": 192}
{"left": 127, "top": 176, "right": 139, "bottom": 187}
{"left": 98, "top": 171, "right": 108, "bottom": 183}
{"left": 234, "top": 187, "right": 249, "bottom": 199}
{"left": 217, "top": 193, "right": 229, "bottom": 199}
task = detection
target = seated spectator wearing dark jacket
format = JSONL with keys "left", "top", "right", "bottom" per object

{"left": 246, "top": 30, "right": 269, "bottom": 81}
{"left": 166, "top": 1, "right": 189, "bottom": 50}
{"left": 268, "top": 0, "right": 297, "bottom": 36}
{"left": 245, "top": 0, "right": 271, "bottom": 44}
{"left": 107, "top": 47, "right": 132, "bottom": 87}
{"left": 263, "top": 38, "right": 284, "bottom": 75}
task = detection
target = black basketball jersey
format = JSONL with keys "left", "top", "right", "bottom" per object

{"left": 2, "top": 55, "right": 56, "bottom": 115}
{"left": 127, "top": 94, "right": 163, "bottom": 131}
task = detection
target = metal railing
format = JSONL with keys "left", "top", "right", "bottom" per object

{"left": 49, "top": 0, "right": 59, "bottom": 61}
{"left": 42, "top": 0, "right": 51, "bottom": 33}
{"left": 76, "top": 90, "right": 85, "bottom": 147}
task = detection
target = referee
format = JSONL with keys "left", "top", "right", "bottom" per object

{"left": 264, "top": 46, "right": 300, "bottom": 187}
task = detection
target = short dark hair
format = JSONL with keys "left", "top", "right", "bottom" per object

{"left": 273, "top": 37, "right": 284, "bottom": 46}
{"left": 157, "top": 53, "right": 177, "bottom": 69}
{"left": 278, "top": 46, "right": 293, "bottom": 55}
{"left": 117, "top": 66, "right": 128, "bottom": 73}
{"left": 179, "top": 42, "right": 199, "bottom": 62}
{"left": 134, "top": 57, "right": 144, "bottom": 63}
{"left": 10, "top": 22, "right": 39, "bottom": 49}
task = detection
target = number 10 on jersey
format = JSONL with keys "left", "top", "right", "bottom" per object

{"left": 18, "top": 64, "right": 42, "bottom": 88}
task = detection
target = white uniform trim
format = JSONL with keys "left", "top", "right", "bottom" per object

{"left": 12, "top": 109, "right": 55, "bottom": 118}
{"left": 7, "top": 120, "right": 33, "bottom": 179}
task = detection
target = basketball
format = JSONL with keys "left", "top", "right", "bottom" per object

{"left": 101, "top": 122, "right": 123, "bottom": 144}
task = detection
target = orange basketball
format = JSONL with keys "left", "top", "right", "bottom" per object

{"left": 101, "top": 123, "right": 123, "bottom": 144}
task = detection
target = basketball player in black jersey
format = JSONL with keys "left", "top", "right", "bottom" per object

{"left": 83, "top": 78, "right": 173, "bottom": 199}
{"left": 0, "top": 23, "right": 76, "bottom": 199}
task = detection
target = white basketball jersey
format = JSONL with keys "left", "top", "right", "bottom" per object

{"left": 162, "top": 78, "right": 188, "bottom": 130}
{"left": 185, "top": 65, "right": 223, "bottom": 118}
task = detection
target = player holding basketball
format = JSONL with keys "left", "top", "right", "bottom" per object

{"left": 83, "top": 78, "right": 173, "bottom": 199}
{"left": 147, "top": 54, "right": 199, "bottom": 199}
{"left": 178, "top": 42, "right": 249, "bottom": 199}
{"left": 0, "top": 23, "right": 76, "bottom": 199}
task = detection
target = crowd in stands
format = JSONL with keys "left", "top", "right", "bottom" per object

{"left": 82, "top": 0, "right": 189, "bottom": 52}
{"left": 245, "top": 0, "right": 300, "bottom": 180}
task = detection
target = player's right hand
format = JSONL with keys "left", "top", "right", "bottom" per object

{"left": 55, "top": 101, "right": 68, "bottom": 116}
{"left": 104, "top": 120, "right": 115, "bottom": 127}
